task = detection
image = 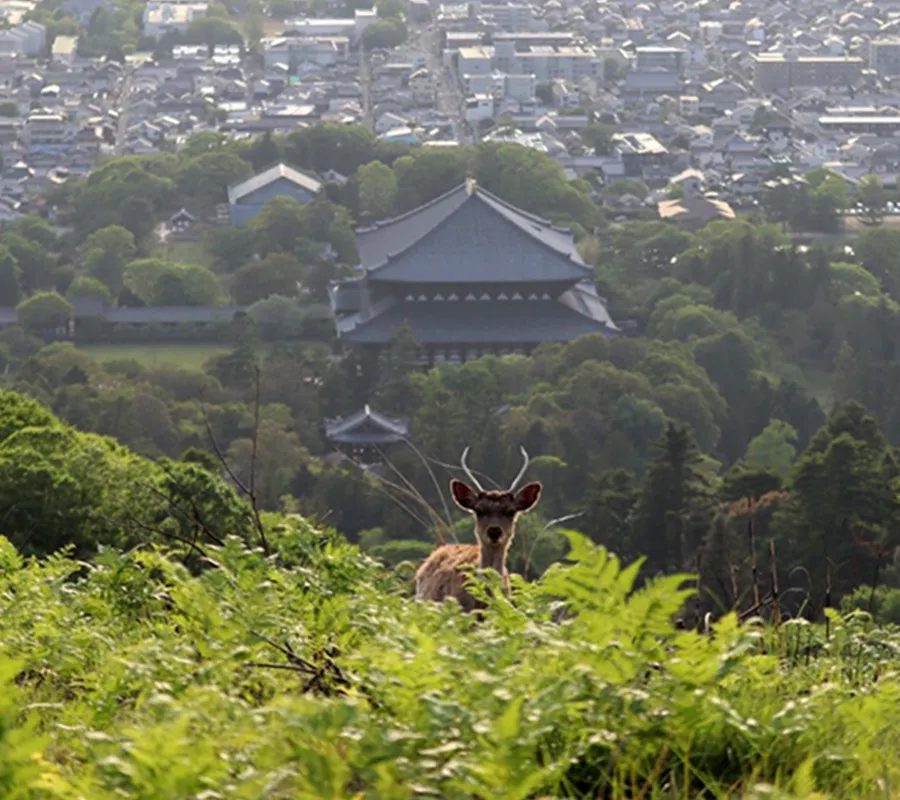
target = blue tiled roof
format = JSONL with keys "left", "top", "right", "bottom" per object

{"left": 324, "top": 404, "right": 409, "bottom": 443}
{"left": 355, "top": 183, "right": 592, "bottom": 284}
{"left": 338, "top": 298, "right": 617, "bottom": 345}
{"left": 105, "top": 306, "right": 244, "bottom": 324}
{"left": 227, "top": 162, "right": 322, "bottom": 204}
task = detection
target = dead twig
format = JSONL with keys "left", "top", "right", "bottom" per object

{"left": 200, "top": 380, "right": 269, "bottom": 556}
{"left": 246, "top": 630, "right": 351, "bottom": 695}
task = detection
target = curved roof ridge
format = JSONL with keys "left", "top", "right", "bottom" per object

{"left": 355, "top": 183, "right": 467, "bottom": 235}
{"left": 474, "top": 185, "right": 559, "bottom": 227}
{"left": 472, "top": 190, "right": 587, "bottom": 267}
{"left": 366, "top": 187, "right": 590, "bottom": 278}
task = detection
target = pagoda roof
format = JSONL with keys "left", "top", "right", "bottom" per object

{"left": 324, "top": 404, "right": 410, "bottom": 444}
{"left": 337, "top": 287, "right": 618, "bottom": 346}
{"left": 354, "top": 180, "right": 593, "bottom": 285}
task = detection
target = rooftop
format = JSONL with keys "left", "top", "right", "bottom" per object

{"left": 227, "top": 162, "right": 323, "bottom": 204}
{"left": 324, "top": 404, "right": 410, "bottom": 444}
{"left": 355, "top": 180, "right": 592, "bottom": 284}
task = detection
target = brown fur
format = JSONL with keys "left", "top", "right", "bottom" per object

{"left": 415, "top": 482, "right": 542, "bottom": 612}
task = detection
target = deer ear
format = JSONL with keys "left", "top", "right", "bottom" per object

{"left": 450, "top": 479, "right": 477, "bottom": 510}
{"left": 514, "top": 481, "right": 542, "bottom": 512}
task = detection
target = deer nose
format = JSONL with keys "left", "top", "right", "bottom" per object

{"left": 486, "top": 526, "right": 503, "bottom": 543}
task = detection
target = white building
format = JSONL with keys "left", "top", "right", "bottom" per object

{"left": 263, "top": 36, "right": 349, "bottom": 68}
{"left": 464, "top": 92, "right": 494, "bottom": 123}
{"left": 143, "top": 2, "right": 208, "bottom": 38}
{"left": 23, "top": 111, "right": 73, "bottom": 152}
{"left": 463, "top": 71, "right": 535, "bottom": 103}
{"left": 51, "top": 35, "right": 78, "bottom": 66}
{"left": 281, "top": 9, "right": 375, "bottom": 43}
{"left": 0, "top": 21, "right": 46, "bottom": 55}
{"left": 457, "top": 45, "right": 494, "bottom": 78}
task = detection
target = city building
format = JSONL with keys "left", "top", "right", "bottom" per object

{"left": 869, "top": 38, "right": 900, "bottom": 76}
{"left": 23, "top": 111, "right": 73, "bottom": 153}
{"left": 329, "top": 179, "right": 618, "bottom": 365}
{"left": 143, "top": 1, "right": 208, "bottom": 38}
{"left": 752, "top": 52, "right": 864, "bottom": 92}
{"left": 635, "top": 45, "right": 686, "bottom": 73}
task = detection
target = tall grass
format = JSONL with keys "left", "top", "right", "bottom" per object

{"left": 0, "top": 526, "right": 898, "bottom": 798}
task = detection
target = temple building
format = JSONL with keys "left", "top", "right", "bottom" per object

{"left": 324, "top": 404, "right": 410, "bottom": 463}
{"left": 329, "top": 179, "right": 618, "bottom": 365}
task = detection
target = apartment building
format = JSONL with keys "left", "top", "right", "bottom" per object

{"left": 0, "top": 21, "right": 46, "bottom": 56}
{"left": 635, "top": 45, "right": 685, "bottom": 72}
{"left": 752, "top": 51, "right": 864, "bottom": 92}
{"left": 143, "top": 2, "right": 209, "bottom": 38}
{"left": 869, "top": 38, "right": 900, "bottom": 76}
{"left": 23, "top": 111, "right": 74, "bottom": 152}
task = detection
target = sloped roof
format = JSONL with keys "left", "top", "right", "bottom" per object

{"left": 324, "top": 404, "right": 409, "bottom": 443}
{"left": 658, "top": 196, "right": 736, "bottom": 221}
{"left": 355, "top": 181, "right": 592, "bottom": 284}
{"left": 227, "top": 162, "right": 323, "bottom": 204}
{"left": 105, "top": 306, "right": 244, "bottom": 324}
{"left": 338, "top": 296, "right": 616, "bottom": 344}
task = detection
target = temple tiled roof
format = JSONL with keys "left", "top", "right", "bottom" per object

{"left": 324, "top": 404, "right": 409, "bottom": 444}
{"left": 337, "top": 295, "right": 617, "bottom": 345}
{"left": 354, "top": 181, "right": 592, "bottom": 284}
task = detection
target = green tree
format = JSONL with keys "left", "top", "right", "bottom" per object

{"left": 582, "top": 468, "right": 637, "bottom": 554}
{"left": 581, "top": 124, "right": 617, "bottom": 155}
{"left": 184, "top": 15, "right": 242, "bottom": 54}
{"left": 1, "top": 233, "right": 54, "bottom": 292}
{"left": 249, "top": 196, "right": 307, "bottom": 253}
{"left": 16, "top": 292, "right": 73, "bottom": 335}
{"left": 356, "top": 160, "right": 398, "bottom": 220}
{"left": 283, "top": 124, "right": 377, "bottom": 174}
{"left": 206, "top": 225, "right": 258, "bottom": 271}
{"left": 66, "top": 275, "right": 114, "bottom": 305}
{"left": 374, "top": 324, "right": 423, "bottom": 416}
{"left": 177, "top": 150, "right": 253, "bottom": 206}
{"left": 858, "top": 174, "right": 887, "bottom": 226}
{"left": 855, "top": 228, "right": 900, "bottom": 296}
{"left": 393, "top": 147, "right": 472, "bottom": 211}
{"left": 782, "top": 402, "right": 900, "bottom": 609}
{"left": 362, "top": 18, "right": 407, "bottom": 50}
{"left": 0, "top": 243, "right": 21, "bottom": 305}
{"left": 230, "top": 253, "right": 306, "bottom": 305}
{"left": 630, "top": 423, "right": 712, "bottom": 575}
{"left": 83, "top": 225, "right": 137, "bottom": 292}
{"left": 743, "top": 419, "right": 798, "bottom": 477}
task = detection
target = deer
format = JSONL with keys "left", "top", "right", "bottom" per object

{"left": 414, "top": 446, "right": 542, "bottom": 613}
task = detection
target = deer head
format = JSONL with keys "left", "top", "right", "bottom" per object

{"left": 449, "top": 447, "right": 542, "bottom": 567}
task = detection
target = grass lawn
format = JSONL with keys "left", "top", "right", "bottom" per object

{"left": 78, "top": 343, "right": 231, "bottom": 370}
{"left": 158, "top": 239, "right": 216, "bottom": 269}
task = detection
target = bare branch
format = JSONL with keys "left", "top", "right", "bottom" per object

{"left": 374, "top": 446, "right": 453, "bottom": 543}
{"left": 199, "top": 380, "right": 269, "bottom": 556}
{"left": 352, "top": 457, "right": 449, "bottom": 545}
{"left": 138, "top": 480, "right": 226, "bottom": 548}
{"left": 114, "top": 513, "right": 210, "bottom": 561}
{"left": 399, "top": 437, "right": 454, "bottom": 532}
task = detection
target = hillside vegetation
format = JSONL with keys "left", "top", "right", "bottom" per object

{"left": 0, "top": 391, "right": 896, "bottom": 798}
{"left": 3, "top": 516, "right": 900, "bottom": 799}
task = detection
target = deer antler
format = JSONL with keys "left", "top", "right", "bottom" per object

{"left": 508, "top": 446, "right": 530, "bottom": 492}
{"left": 460, "top": 446, "right": 485, "bottom": 492}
